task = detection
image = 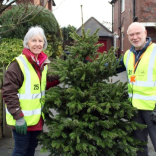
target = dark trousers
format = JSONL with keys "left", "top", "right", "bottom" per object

{"left": 133, "top": 110, "right": 156, "bottom": 156}
{"left": 12, "top": 130, "right": 41, "bottom": 156}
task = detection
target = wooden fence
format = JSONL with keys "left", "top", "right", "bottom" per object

{"left": 0, "top": 68, "right": 12, "bottom": 139}
{"left": 0, "top": 88, "right": 2, "bottom": 139}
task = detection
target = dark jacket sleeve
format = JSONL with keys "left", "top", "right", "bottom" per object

{"left": 116, "top": 57, "right": 126, "bottom": 73}
{"left": 46, "top": 75, "right": 60, "bottom": 90}
{"left": 2, "top": 60, "right": 24, "bottom": 120}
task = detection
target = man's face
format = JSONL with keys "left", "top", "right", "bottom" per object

{"left": 127, "top": 24, "right": 147, "bottom": 50}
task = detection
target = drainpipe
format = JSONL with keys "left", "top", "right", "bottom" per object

{"left": 133, "top": 0, "right": 135, "bottom": 21}
{"left": 109, "top": 1, "right": 114, "bottom": 52}
{"left": 112, "top": 3, "right": 114, "bottom": 33}
{"left": 118, "top": 0, "right": 122, "bottom": 57}
{"left": 133, "top": 0, "right": 138, "bottom": 21}
{"left": 111, "top": 3, "right": 114, "bottom": 48}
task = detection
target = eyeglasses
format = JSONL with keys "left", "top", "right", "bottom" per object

{"left": 127, "top": 31, "right": 143, "bottom": 38}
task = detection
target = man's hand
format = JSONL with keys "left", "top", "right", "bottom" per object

{"left": 15, "top": 118, "right": 27, "bottom": 135}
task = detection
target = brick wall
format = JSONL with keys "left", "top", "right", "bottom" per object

{"left": 112, "top": 0, "right": 156, "bottom": 56}
{"left": 113, "top": 0, "right": 133, "bottom": 55}
{"left": 140, "top": 0, "right": 156, "bottom": 22}
{"left": 17, "top": 0, "right": 53, "bottom": 11}
{"left": 113, "top": 0, "right": 120, "bottom": 43}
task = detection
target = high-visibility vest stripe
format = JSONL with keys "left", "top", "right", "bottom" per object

{"left": 17, "top": 90, "right": 45, "bottom": 99}
{"left": 125, "top": 50, "right": 131, "bottom": 69}
{"left": 129, "top": 93, "right": 156, "bottom": 101}
{"left": 128, "top": 80, "right": 156, "bottom": 87}
{"left": 6, "top": 108, "right": 41, "bottom": 116}
{"left": 18, "top": 55, "right": 31, "bottom": 92}
{"left": 147, "top": 45, "right": 156, "bottom": 81}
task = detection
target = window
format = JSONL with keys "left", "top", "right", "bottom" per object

{"left": 121, "top": 0, "right": 125, "bottom": 12}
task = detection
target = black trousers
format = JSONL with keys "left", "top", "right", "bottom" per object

{"left": 12, "top": 130, "right": 41, "bottom": 156}
{"left": 132, "top": 110, "right": 156, "bottom": 156}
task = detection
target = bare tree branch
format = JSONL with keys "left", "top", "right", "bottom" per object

{"left": 0, "top": 0, "right": 16, "bottom": 14}
{"left": 102, "top": 21, "right": 112, "bottom": 31}
{"left": 0, "top": 0, "right": 49, "bottom": 34}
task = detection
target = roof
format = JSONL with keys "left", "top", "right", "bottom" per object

{"left": 76, "top": 17, "right": 113, "bottom": 37}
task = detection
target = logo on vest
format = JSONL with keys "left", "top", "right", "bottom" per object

{"left": 128, "top": 70, "right": 132, "bottom": 75}
{"left": 137, "top": 69, "right": 145, "bottom": 76}
{"left": 130, "top": 75, "right": 136, "bottom": 82}
{"left": 34, "top": 84, "right": 39, "bottom": 90}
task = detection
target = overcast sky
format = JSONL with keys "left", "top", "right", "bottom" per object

{"left": 53, "top": 0, "right": 112, "bottom": 29}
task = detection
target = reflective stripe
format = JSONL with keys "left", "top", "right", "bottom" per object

{"left": 125, "top": 50, "right": 131, "bottom": 69}
{"left": 147, "top": 45, "right": 156, "bottom": 81}
{"left": 127, "top": 80, "right": 156, "bottom": 87}
{"left": 18, "top": 55, "right": 31, "bottom": 94}
{"left": 44, "top": 65, "right": 47, "bottom": 70}
{"left": 22, "top": 109, "right": 41, "bottom": 116}
{"left": 6, "top": 108, "right": 41, "bottom": 116}
{"left": 17, "top": 90, "right": 45, "bottom": 99}
{"left": 17, "top": 55, "right": 45, "bottom": 100}
{"left": 129, "top": 93, "right": 156, "bottom": 101}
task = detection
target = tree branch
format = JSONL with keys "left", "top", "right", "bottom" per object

{"left": 0, "top": 0, "right": 16, "bottom": 14}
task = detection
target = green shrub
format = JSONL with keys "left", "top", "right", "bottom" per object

{"left": 0, "top": 4, "right": 63, "bottom": 58}
{"left": 0, "top": 4, "right": 59, "bottom": 39}
{"left": 0, "top": 38, "right": 23, "bottom": 67}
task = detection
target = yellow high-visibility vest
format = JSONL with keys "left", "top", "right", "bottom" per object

{"left": 6, "top": 54, "right": 47, "bottom": 126}
{"left": 123, "top": 43, "right": 156, "bottom": 110}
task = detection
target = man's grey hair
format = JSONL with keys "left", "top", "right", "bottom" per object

{"left": 127, "top": 22, "right": 146, "bottom": 34}
{"left": 23, "top": 25, "right": 48, "bottom": 50}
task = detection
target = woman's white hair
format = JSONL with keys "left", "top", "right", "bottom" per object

{"left": 23, "top": 25, "right": 48, "bottom": 50}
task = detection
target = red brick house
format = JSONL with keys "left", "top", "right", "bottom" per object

{"left": 110, "top": 0, "right": 156, "bottom": 57}
{"left": 17, "top": 0, "right": 56, "bottom": 11}
{"left": 76, "top": 17, "right": 113, "bottom": 53}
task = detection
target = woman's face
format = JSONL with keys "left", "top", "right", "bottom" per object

{"left": 27, "top": 34, "right": 44, "bottom": 58}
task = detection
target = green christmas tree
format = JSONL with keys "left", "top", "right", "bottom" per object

{"left": 39, "top": 27, "right": 146, "bottom": 156}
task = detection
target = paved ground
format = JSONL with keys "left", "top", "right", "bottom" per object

{"left": 0, "top": 130, "right": 50, "bottom": 156}
{"left": 0, "top": 123, "right": 50, "bottom": 156}
{"left": 0, "top": 71, "right": 155, "bottom": 156}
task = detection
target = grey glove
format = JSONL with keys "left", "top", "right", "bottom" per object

{"left": 15, "top": 118, "right": 27, "bottom": 135}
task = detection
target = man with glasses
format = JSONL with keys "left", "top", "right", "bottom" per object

{"left": 119, "top": 22, "right": 156, "bottom": 156}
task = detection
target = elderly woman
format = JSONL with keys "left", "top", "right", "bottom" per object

{"left": 2, "top": 26, "right": 59, "bottom": 156}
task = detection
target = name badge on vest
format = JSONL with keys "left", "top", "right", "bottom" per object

{"left": 130, "top": 75, "right": 136, "bottom": 82}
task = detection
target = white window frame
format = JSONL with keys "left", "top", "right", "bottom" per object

{"left": 121, "top": 0, "right": 125, "bottom": 12}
